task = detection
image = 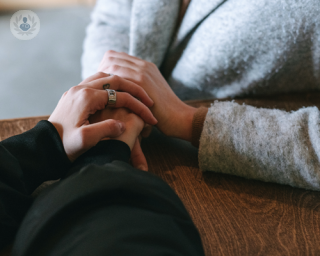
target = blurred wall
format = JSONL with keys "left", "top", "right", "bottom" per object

{"left": 0, "top": 0, "right": 94, "bottom": 119}
{"left": 0, "top": 0, "right": 95, "bottom": 10}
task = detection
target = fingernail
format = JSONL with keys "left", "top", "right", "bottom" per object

{"left": 118, "top": 122, "right": 126, "bottom": 132}
{"left": 137, "top": 165, "right": 148, "bottom": 171}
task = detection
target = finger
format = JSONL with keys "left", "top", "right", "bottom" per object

{"left": 131, "top": 138, "right": 148, "bottom": 171}
{"left": 73, "top": 87, "right": 157, "bottom": 125}
{"left": 141, "top": 124, "right": 153, "bottom": 138}
{"left": 115, "top": 92, "right": 158, "bottom": 125}
{"left": 79, "top": 72, "right": 111, "bottom": 85}
{"left": 86, "top": 75, "right": 154, "bottom": 107}
{"left": 98, "top": 65, "right": 142, "bottom": 85}
{"left": 80, "top": 119, "right": 126, "bottom": 148}
{"left": 99, "top": 55, "right": 140, "bottom": 72}
{"left": 103, "top": 50, "right": 145, "bottom": 67}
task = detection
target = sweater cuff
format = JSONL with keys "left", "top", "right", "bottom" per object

{"left": 191, "top": 107, "right": 209, "bottom": 148}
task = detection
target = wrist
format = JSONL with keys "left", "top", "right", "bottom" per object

{"left": 172, "top": 103, "right": 197, "bottom": 142}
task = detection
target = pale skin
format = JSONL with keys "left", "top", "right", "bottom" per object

{"left": 48, "top": 72, "right": 156, "bottom": 163}
{"left": 90, "top": 0, "right": 194, "bottom": 171}
{"left": 49, "top": 0, "right": 193, "bottom": 168}
{"left": 96, "top": 0, "right": 194, "bottom": 143}
{"left": 98, "top": 50, "right": 197, "bottom": 143}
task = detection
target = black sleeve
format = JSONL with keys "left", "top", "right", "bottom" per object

{"left": 12, "top": 143, "right": 205, "bottom": 256}
{"left": 0, "top": 120, "right": 71, "bottom": 249}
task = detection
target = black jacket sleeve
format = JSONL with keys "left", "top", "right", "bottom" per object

{"left": 0, "top": 120, "right": 71, "bottom": 249}
{"left": 12, "top": 153, "right": 205, "bottom": 256}
{"left": 0, "top": 120, "right": 205, "bottom": 255}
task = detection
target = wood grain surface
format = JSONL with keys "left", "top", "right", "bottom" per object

{"left": 1, "top": 92, "right": 320, "bottom": 256}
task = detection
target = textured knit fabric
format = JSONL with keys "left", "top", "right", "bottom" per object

{"left": 199, "top": 101, "right": 320, "bottom": 191}
{"left": 82, "top": 0, "right": 320, "bottom": 190}
{"left": 82, "top": 0, "right": 320, "bottom": 100}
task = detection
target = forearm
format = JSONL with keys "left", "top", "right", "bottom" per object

{"left": 199, "top": 101, "right": 320, "bottom": 191}
{"left": 0, "top": 120, "right": 71, "bottom": 193}
{"left": 13, "top": 160, "right": 204, "bottom": 256}
{"left": 0, "top": 120, "right": 71, "bottom": 249}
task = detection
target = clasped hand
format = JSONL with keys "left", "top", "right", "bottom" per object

{"left": 48, "top": 72, "right": 157, "bottom": 166}
{"left": 49, "top": 50, "right": 197, "bottom": 171}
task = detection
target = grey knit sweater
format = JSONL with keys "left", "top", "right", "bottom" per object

{"left": 200, "top": 102, "right": 320, "bottom": 190}
{"left": 82, "top": 0, "right": 320, "bottom": 190}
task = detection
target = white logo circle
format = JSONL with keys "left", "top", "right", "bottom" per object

{"left": 10, "top": 10, "right": 40, "bottom": 40}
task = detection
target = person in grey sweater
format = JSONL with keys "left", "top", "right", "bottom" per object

{"left": 81, "top": 0, "right": 320, "bottom": 191}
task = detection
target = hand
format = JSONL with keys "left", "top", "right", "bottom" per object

{"left": 98, "top": 50, "right": 197, "bottom": 142}
{"left": 79, "top": 72, "right": 157, "bottom": 125}
{"left": 90, "top": 107, "right": 149, "bottom": 171}
{"left": 89, "top": 107, "right": 144, "bottom": 150}
{"left": 48, "top": 73, "right": 157, "bottom": 162}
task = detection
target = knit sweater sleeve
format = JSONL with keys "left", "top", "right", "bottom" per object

{"left": 81, "top": 0, "right": 133, "bottom": 79}
{"left": 198, "top": 101, "right": 320, "bottom": 191}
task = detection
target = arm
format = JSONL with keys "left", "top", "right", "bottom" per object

{"left": 13, "top": 145, "right": 204, "bottom": 256}
{"left": 0, "top": 120, "right": 71, "bottom": 249}
{"left": 0, "top": 71, "right": 155, "bottom": 249}
{"left": 81, "top": 0, "right": 133, "bottom": 79}
{"left": 98, "top": 51, "right": 320, "bottom": 191}
{"left": 199, "top": 101, "right": 320, "bottom": 191}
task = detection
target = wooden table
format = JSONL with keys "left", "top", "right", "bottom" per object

{"left": 1, "top": 92, "right": 320, "bottom": 256}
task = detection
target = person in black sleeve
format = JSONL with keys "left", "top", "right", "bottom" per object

{"left": 0, "top": 72, "right": 205, "bottom": 256}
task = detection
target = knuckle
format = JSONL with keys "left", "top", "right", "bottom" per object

{"left": 79, "top": 87, "right": 92, "bottom": 99}
{"left": 69, "top": 85, "right": 79, "bottom": 94}
{"left": 96, "top": 71, "right": 107, "bottom": 78}
{"left": 111, "top": 74, "right": 120, "bottom": 83}
{"left": 81, "top": 87, "right": 91, "bottom": 94}
{"left": 105, "top": 50, "right": 115, "bottom": 57}
{"left": 137, "top": 73, "right": 146, "bottom": 83}
{"left": 139, "top": 61, "right": 147, "bottom": 69}
{"left": 108, "top": 119, "right": 120, "bottom": 133}
{"left": 106, "top": 56, "right": 114, "bottom": 63}
{"left": 110, "top": 64, "right": 120, "bottom": 73}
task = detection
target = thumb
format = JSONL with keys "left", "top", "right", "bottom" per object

{"left": 82, "top": 119, "right": 126, "bottom": 146}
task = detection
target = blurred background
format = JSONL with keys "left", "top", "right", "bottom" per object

{"left": 0, "top": 0, "right": 96, "bottom": 119}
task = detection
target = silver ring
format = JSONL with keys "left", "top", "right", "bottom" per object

{"left": 106, "top": 89, "right": 117, "bottom": 106}
{"left": 107, "top": 73, "right": 114, "bottom": 76}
